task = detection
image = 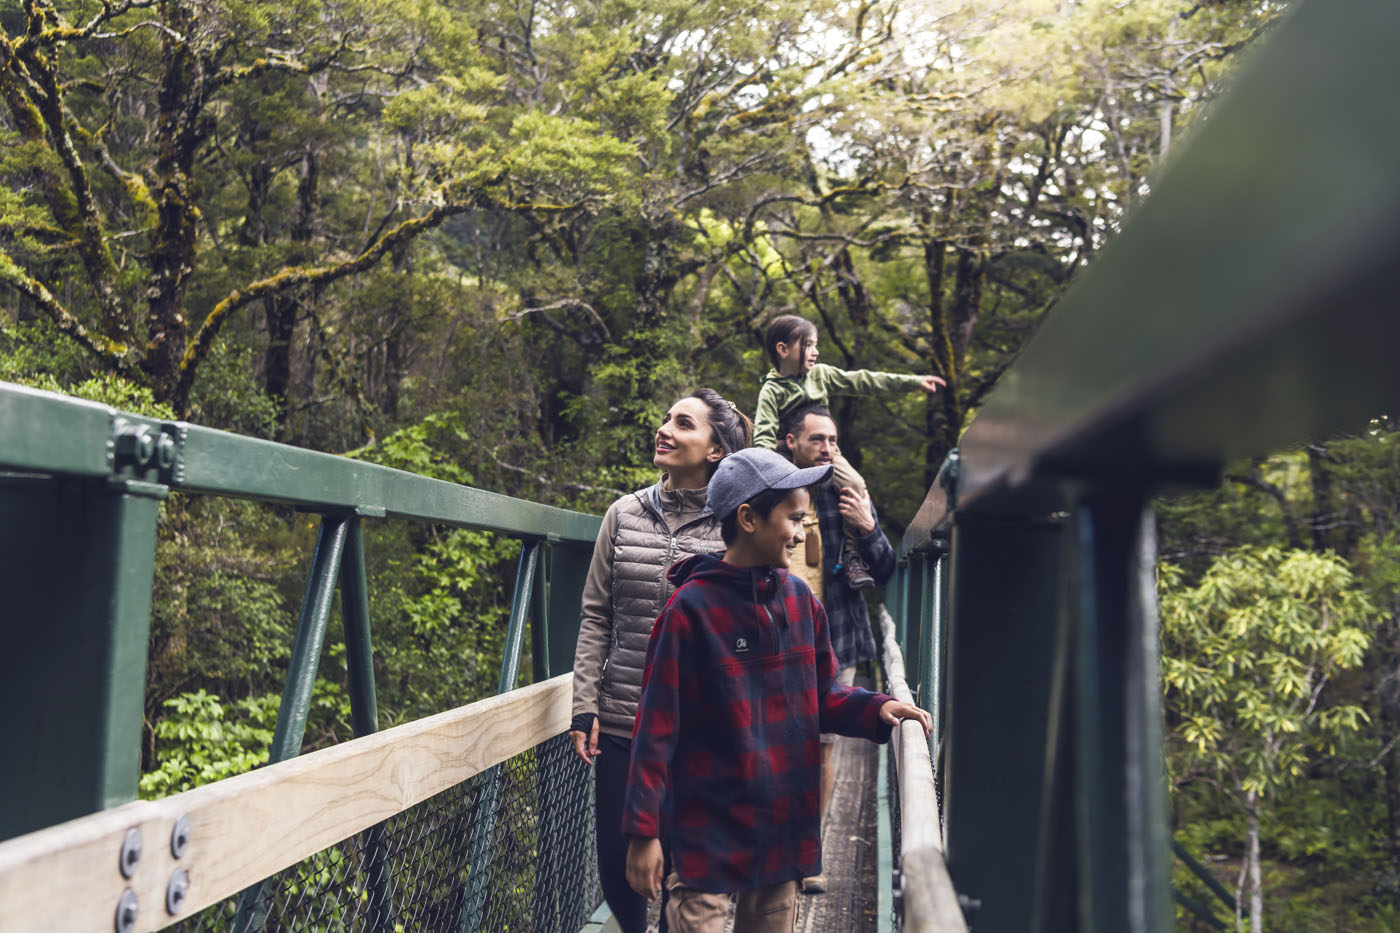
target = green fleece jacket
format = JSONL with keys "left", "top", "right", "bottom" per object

{"left": 753, "top": 363, "right": 925, "bottom": 449}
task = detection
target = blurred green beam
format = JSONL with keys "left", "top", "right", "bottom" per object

{"left": 907, "top": 0, "right": 1400, "bottom": 548}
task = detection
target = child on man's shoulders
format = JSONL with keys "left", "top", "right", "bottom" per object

{"left": 752, "top": 315, "right": 944, "bottom": 589}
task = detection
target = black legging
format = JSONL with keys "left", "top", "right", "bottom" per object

{"left": 595, "top": 733, "right": 669, "bottom": 933}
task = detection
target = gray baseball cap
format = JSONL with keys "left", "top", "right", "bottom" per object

{"left": 707, "top": 447, "right": 833, "bottom": 520}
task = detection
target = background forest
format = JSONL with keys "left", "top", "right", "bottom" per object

{"left": 1, "top": 0, "right": 1394, "bottom": 927}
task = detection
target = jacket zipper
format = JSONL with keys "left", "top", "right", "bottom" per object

{"left": 646, "top": 490, "right": 710, "bottom": 603}
{"left": 757, "top": 573, "right": 778, "bottom": 654}
{"left": 665, "top": 532, "right": 676, "bottom": 603}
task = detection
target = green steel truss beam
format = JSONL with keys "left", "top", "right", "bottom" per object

{"left": 0, "top": 382, "right": 600, "bottom": 544}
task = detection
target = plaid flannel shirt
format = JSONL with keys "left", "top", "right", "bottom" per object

{"left": 621, "top": 552, "right": 894, "bottom": 893}
{"left": 812, "top": 482, "right": 894, "bottom": 669}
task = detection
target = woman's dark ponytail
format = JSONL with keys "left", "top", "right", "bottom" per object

{"left": 688, "top": 387, "right": 753, "bottom": 474}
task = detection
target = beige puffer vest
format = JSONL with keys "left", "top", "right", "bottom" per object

{"left": 595, "top": 486, "right": 722, "bottom": 737}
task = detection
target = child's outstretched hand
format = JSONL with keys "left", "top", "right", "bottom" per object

{"left": 919, "top": 374, "right": 948, "bottom": 394}
{"left": 626, "top": 836, "right": 665, "bottom": 901}
{"left": 880, "top": 699, "right": 933, "bottom": 739}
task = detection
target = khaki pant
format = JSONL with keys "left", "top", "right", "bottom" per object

{"left": 831, "top": 449, "right": 870, "bottom": 548}
{"left": 663, "top": 873, "right": 798, "bottom": 933}
{"left": 830, "top": 448, "right": 867, "bottom": 498}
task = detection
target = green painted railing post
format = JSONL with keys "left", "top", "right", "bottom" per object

{"left": 460, "top": 539, "right": 541, "bottom": 933}
{"left": 918, "top": 543, "right": 946, "bottom": 759}
{"left": 876, "top": 741, "right": 895, "bottom": 933}
{"left": 901, "top": 555, "right": 927, "bottom": 703}
{"left": 1069, "top": 494, "right": 1170, "bottom": 933}
{"left": 1028, "top": 521, "right": 1079, "bottom": 933}
{"left": 341, "top": 517, "right": 379, "bottom": 736}
{"left": 340, "top": 516, "right": 394, "bottom": 932}
{"left": 941, "top": 505, "right": 1069, "bottom": 931}
{"left": 916, "top": 553, "right": 936, "bottom": 712}
{"left": 232, "top": 514, "right": 350, "bottom": 933}
{"left": 894, "top": 559, "right": 910, "bottom": 648}
{"left": 543, "top": 539, "right": 592, "bottom": 678}
{"left": 0, "top": 474, "right": 161, "bottom": 841}
{"left": 530, "top": 541, "right": 553, "bottom": 684}
{"left": 497, "top": 540, "right": 539, "bottom": 695}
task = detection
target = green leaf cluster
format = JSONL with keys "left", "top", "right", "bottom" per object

{"left": 1161, "top": 547, "right": 1376, "bottom": 797}
{"left": 139, "top": 689, "right": 279, "bottom": 797}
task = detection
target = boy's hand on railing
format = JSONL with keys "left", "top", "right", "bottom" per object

{"left": 880, "top": 699, "right": 933, "bottom": 739}
{"left": 569, "top": 716, "right": 601, "bottom": 765}
{"left": 919, "top": 374, "right": 948, "bottom": 394}
{"left": 626, "top": 836, "right": 665, "bottom": 901}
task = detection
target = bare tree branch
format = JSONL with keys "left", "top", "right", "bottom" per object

{"left": 1225, "top": 461, "right": 1304, "bottom": 548}
{"left": 493, "top": 458, "right": 628, "bottom": 498}
{"left": 508, "top": 298, "right": 611, "bottom": 339}
{"left": 178, "top": 190, "right": 581, "bottom": 412}
{"left": 0, "top": 248, "right": 135, "bottom": 372}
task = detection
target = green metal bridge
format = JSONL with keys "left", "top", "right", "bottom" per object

{"left": 2, "top": 0, "right": 1398, "bottom": 929}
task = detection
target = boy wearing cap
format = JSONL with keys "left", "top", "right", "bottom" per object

{"left": 621, "top": 448, "right": 931, "bottom": 932}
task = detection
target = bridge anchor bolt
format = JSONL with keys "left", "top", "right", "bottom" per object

{"left": 166, "top": 868, "right": 190, "bottom": 915}
{"left": 118, "top": 828, "right": 142, "bottom": 879}
{"left": 171, "top": 814, "right": 191, "bottom": 859}
{"left": 114, "top": 888, "right": 138, "bottom": 933}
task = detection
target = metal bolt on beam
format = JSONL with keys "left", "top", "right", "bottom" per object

{"left": 166, "top": 868, "right": 190, "bottom": 915}
{"left": 119, "top": 828, "right": 142, "bottom": 879}
{"left": 937, "top": 448, "right": 962, "bottom": 510}
{"left": 156, "top": 433, "right": 177, "bottom": 470}
{"left": 171, "top": 815, "right": 190, "bottom": 859}
{"left": 115, "top": 889, "right": 138, "bottom": 933}
{"left": 114, "top": 424, "right": 156, "bottom": 469}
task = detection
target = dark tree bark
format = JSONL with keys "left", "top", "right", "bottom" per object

{"left": 143, "top": 0, "right": 206, "bottom": 408}
{"left": 264, "top": 150, "right": 319, "bottom": 438}
{"left": 922, "top": 235, "right": 958, "bottom": 488}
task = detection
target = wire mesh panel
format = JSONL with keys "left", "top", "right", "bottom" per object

{"left": 169, "top": 734, "right": 599, "bottom": 932}
{"left": 887, "top": 739, "right": 903, "bottom": 933}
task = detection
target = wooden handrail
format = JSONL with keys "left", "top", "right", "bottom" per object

{"left": 878, "top": 607, "right": 966, "bottom": 933}
{"left": 0, "top": 674, "right": 572, "bottom": 933}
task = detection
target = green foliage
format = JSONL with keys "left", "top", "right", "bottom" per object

{"left": 0, "top": 320, "right": 175, "bottom": 418}
{"left": 186, "top": 341, "right": 281, "bottom": 437}
{"left": 346, "top": 412, "right": 473, "bottom": 484}
{"left": 21, "top": 371, "right": 175, "bottom": 420}
{"left": 1161, "top": 546, "right": 1377, "bottom": 797}
{"left": 139, "top": 679, "right": 353, "bottom": 798}
{"left": 139, "top": 689, "right": 280, "bottom": 797}
{"left": 368, "top": 526, "right": 522, "bottom": 722}
{"left": 148, "top": 498, "right": 299, "bottom": 706}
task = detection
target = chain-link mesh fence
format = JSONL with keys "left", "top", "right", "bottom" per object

{"left": 169, "top": 733, "right": 599, "bottom": 932}
{"left": 886, "top": 738, "right": 903, "bottom": 933}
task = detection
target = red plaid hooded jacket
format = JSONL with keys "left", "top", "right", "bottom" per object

{"left": 621, "top": 552, "right": 894, "bottom": 893}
